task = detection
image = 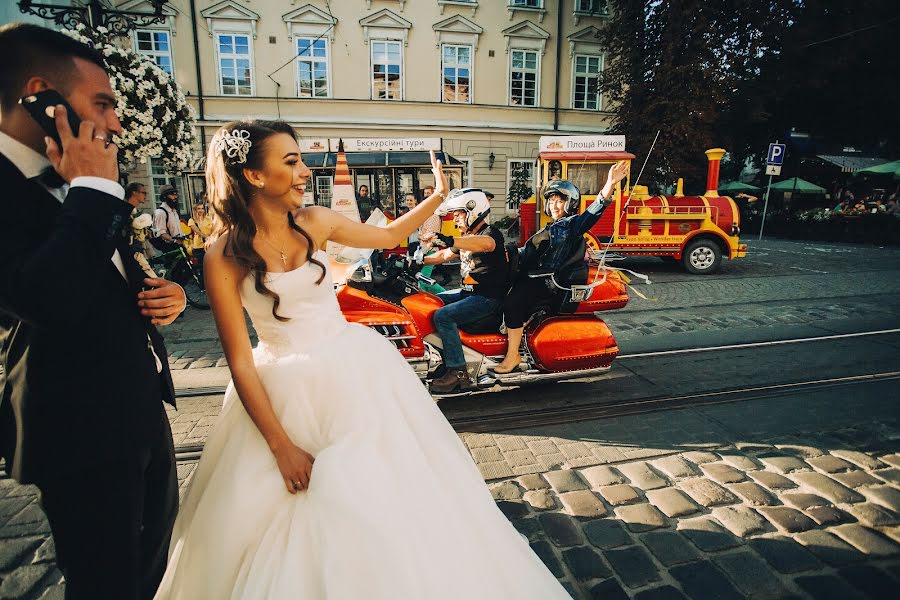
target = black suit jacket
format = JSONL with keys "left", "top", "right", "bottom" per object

{"left": 0, "top": 153, "right": 176, "bottom": 485}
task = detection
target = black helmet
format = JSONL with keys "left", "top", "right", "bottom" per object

{"left": 542, "top": 179, "right": 581, "bottom": 217}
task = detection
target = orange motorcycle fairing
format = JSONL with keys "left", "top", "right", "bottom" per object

{"left": 404, "top": 293, "right": 508, "bottom": 356}
{"left": 337, "top": 285, "right": 425, "bottom": 358}
{"left": 574, "top": 267, "right": 629, "bottom": 313}
{"left": 400, "top": 292, "right": 443, "bottom": 338}
{"left": 527, "top": 316, "right": 618, "bottom": 371}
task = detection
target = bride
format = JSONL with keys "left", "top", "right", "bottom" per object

{"left": 154, "top": 120, "right": 570, "bottom": 599}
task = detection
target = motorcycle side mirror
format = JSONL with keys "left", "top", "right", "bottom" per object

{"left": 347, "top": 257, "right": 373, "bottom": 283}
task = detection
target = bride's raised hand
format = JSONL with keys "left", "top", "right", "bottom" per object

{"left": 430, "top": 150, "right": 449, "bottom": 198}
{"left": 274, "top": 443, "right": 315, "bottom": 494}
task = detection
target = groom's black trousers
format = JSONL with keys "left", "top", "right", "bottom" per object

{"left": 38, "top": 407, "right": 178, "bottom": 600}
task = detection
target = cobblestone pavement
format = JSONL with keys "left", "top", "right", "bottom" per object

{"left": 3, "top": 383, "right": 899, "bottom": 599}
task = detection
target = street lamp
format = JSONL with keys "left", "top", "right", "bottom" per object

{"left": 18, "top": 0, "right": 169, "bottom": 37}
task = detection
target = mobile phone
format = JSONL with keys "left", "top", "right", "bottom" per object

{"left": 19, "top": 89, "right": 82, "bottom": 149}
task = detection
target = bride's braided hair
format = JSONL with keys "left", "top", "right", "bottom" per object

{"left": 206, "top": 120, "right": 325, "bottom": 321}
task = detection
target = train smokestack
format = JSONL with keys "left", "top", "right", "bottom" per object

{"left": 704, "top": 148, "right": 726, "bottom": 197}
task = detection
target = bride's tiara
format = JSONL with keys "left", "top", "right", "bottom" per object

{"left": 213, "top": 129, "right": 252, "bottom": 165}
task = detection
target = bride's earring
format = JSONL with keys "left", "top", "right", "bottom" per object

{"left": 257, "top": 182, "right": 265, "bottom": 188}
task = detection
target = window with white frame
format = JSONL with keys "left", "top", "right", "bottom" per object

{"left": 510, "top": 0, "right": 543, "bottom": 8}
{"left": 507, "top": 159, "right": 535, "bottom": 197}
{"left": 575, "top": 0, "right": 609, "bottom": 14}
{"left": 135, "top": 29, "right": 173, "bottom": 74}
{"left": 442, "top": 45, "right": 472, "bottom": 103}
{"left": 573, "top": 54, "right": 602, "bottom": 110}
{"left": 371, "top": 40, "right": 403, "bottom": 101}
{"left": 216, "top": 33, "right": 253, "bottom": 96}
{"left": 315, "top": 175, "right": 333, "bottom": 207}
{"left": 296, "top": 37, "right": 329, "bottom": 98}
{"left": 510, "top": 49, "right": 539, "bottom": 106}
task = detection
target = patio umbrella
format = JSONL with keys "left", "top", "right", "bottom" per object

{"left": 718, "top": 181, "right": 762, "bottom": 193}
{"left": 770, "top": 178, "right": 827, "bottom": 193}
{"left": 856, "top": 159, "right": 900, "bottom": 175}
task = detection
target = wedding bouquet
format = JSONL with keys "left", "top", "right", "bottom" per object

{"left": 63, "top": 24, "right": 197, "bottom": 173}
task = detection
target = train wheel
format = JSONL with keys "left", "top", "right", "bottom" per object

{"left": 682, "top": 238, "right": 722, "bottom": 274}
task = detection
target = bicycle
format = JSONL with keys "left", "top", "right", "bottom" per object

{"left": 148, "top": 235, "right": 209, "bottom": 309}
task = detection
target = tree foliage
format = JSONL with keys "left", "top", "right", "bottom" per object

{"left": 598, "top": 1, "right": 900, "bottom": 191}
{"left": 64, "top": 24, "right": 197, "bottom": 173}
{"left": 760, "top": 0, "right": 900, "bottom": 159}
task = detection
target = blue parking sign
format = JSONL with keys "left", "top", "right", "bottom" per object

{"left": 767, "top": 143, "right": 786, "bottom": 165}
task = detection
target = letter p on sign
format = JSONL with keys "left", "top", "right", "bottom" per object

{"left": 767, "top": 143, "right": 786, "bottom": 166}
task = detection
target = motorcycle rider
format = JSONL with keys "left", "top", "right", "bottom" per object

{"left": 493, "top": 161, "right": 629, "bottom": 374}
{"left": 420, "top": 189, "right": 508, "bottom": 393}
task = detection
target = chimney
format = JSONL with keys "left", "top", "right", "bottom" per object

{"left": 704, "top": 148, "right": 726, "bottom": 197}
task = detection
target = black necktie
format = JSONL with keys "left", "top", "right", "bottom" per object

{"left": 35, "top": 166, "right": 67, "bottom": 189}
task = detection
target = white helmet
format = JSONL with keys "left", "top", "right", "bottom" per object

{"left": 436, "top": 188, "right": 491, "bottom": 229}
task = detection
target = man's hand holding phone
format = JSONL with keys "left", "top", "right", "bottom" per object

{"left": 44, "top": 104, "right": 118, "bottom": 184}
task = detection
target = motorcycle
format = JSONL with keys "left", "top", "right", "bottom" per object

{"left": 335, "top": 246, "right": 631, "bottom": 397}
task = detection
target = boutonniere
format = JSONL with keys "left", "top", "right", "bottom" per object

{"left": 130, "top": 212, "right": 158, "bottom": 278}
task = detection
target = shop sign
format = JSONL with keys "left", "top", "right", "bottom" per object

{"left": 539, "top": 135, "right": 626, "bottom": 152}
{"left": 299, "top": 138, "right": 329, "bottom": 153}
{"left": 332, "top": 138, "right": 442, "bottom": 152}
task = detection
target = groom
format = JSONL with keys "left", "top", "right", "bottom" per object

{"left": 0, "top": 24, "right": 183, "bottom": 600}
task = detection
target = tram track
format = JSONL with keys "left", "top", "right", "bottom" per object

{"left": 606, "top": 291, "right": 900, "bottom": 316}
{"left": 171, "top": 370, "right": 900, "bottom": 462}
{"left": 604, "top": 264, "right": 900, "bottom": 286}
{"left": 173, "top": 327, "right": 900, "bottom": 399}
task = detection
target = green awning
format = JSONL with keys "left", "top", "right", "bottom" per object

{"left": 719, "top": 181, "right": 762, "bottom": 193}
{"left": 769, "top": 178, "right": 827, "bottom": 193}
{"left": 856, "top": 159, "right": 900, "bottom": 175}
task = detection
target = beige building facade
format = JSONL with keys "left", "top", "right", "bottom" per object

{"left": 119, "top": 0, "right": 613, "bottom": 214}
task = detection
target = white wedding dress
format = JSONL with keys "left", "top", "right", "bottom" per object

{"left": 155, "top": 251, "right": 570, "bottom": 599}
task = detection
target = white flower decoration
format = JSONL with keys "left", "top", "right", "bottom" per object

{"left": 62, "top": 26, "right": 197, "bottom": 174}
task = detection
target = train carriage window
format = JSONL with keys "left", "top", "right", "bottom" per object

{"left": 567, "top": 163, "right": 611, "bottom": 196}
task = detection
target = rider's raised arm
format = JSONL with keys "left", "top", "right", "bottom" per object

{"left": 571, "top": 160, "right": 629, "bottom": 236}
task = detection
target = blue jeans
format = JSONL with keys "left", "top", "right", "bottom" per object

{"left": 433, "top": 291, "right": 501, "bottom": 369}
